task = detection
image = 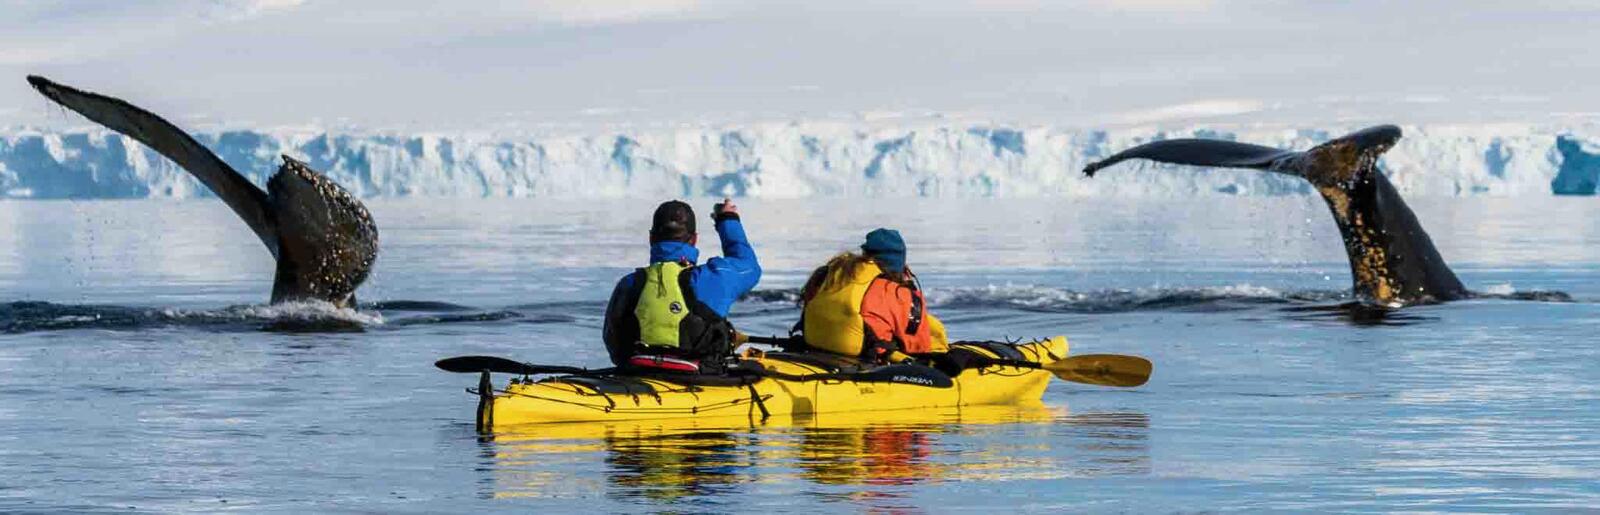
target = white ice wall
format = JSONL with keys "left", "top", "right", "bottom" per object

{"left": 2, "top": 123, "right": 1597, "bottom": 198}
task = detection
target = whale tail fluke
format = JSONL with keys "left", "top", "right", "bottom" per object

{"left": 1082, "top": 124, "right": 1465, "bottom": 306}
{"left": 1082, "top": 125, "right": 1403, "bottom": 184}
{"left": 27, "top": 76, "right": 377, "bottom": 308}
{"left": 26, "top": 75, "right": 280, "bottom": 256}
{"left": 1083, "top": 139, "right": 1293, "bottom": 177}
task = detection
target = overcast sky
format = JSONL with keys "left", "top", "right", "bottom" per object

{"left": 3, "top": 0, "right": 1598, "bottom": 131}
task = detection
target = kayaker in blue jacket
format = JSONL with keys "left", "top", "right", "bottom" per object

{"left": 603, "top": 198, "right": 761, "bottom": 373}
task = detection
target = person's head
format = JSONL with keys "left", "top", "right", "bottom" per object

{"left": 649, "top": 200, "right": 698, "bottom": 245}
{"left": 797, "top": 229, "right": 910, "bottom": 305}
{"left": 860, "top": 228, "right": 907, "bottom": 274}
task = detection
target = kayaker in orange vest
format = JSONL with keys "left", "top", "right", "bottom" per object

{"left": 798, "top": 228, "right": 948, "bottom": 364}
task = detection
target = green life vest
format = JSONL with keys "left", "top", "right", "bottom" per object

{"left": 634, "top": 261, "right": 691, "bottom": 348}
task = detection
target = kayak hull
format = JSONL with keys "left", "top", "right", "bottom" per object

{"left": 478, "top": 337, "right": 1069, "bottom": 429}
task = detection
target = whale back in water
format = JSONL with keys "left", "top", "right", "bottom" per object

{"left": 26, "top": 76, "right": 377, "bottom": 307}
{"left": 1084, "top": 125, "right": 1466, "bottom": 307}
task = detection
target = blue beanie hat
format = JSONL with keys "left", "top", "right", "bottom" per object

{"left": 860, "top": 228, "right": 907, "bottom": 273}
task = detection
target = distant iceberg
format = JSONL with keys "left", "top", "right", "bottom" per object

{"left": 1, "top": 123, "right": 1596, "bottom": 198}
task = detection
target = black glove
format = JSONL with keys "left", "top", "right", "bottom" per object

{"left": 712, "top": 200, "right": 739, "bottom": 222}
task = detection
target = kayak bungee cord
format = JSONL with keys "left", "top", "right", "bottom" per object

{"left": 498, "top": 384, "right": 770, "bottom": 415}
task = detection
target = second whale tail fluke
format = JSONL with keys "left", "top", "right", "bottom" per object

{"left": 1083, "top": 125, "right": 1466, "bottom": 307}
{"left": 27, "top": 75, "right": 278, "bottom": 251}
{"left": 26, "top": 75, "right": 378, "bottom": 308}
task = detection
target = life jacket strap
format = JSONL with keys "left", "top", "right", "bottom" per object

{"left": 903, "top": 270, "right": 924, "bottom": 335}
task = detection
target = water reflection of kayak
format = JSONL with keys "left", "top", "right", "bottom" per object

{"left": 486, "top": 404, "right": 1064, "bottom": 502}
{"left": 483, "top": 405, "right": 1153, "bottom": 504}
{"left": 474, "top": 337, "right": 1068, "bottom": 429}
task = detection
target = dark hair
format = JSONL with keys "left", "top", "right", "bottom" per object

{"left": 798, "top": 252, "right": 911, "bottom": 305}
{"left": 649, "top": 200, "right": 696, "bottom": 243}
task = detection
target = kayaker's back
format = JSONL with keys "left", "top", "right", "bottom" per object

{"left": 602, "top": 199, "right": 760, "bottom": 371}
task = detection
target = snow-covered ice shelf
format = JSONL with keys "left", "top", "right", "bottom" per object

{"left": 2, "top": 123, "right": 1596, "bottom": 198}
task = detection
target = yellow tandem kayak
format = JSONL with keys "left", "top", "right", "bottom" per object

{"left": 470, "top": 337, "right": 1069, "bottom": 430}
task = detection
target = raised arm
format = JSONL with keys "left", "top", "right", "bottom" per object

{"left": 704, "top": 216, "right": 760, "bottom": 290}
{"left": 694, "top": 199, "right": 762, "bottom": 314}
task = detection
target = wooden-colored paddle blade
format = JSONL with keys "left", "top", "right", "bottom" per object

{"left": 1043, "top": 354, "right": 1152, "bottom": 387}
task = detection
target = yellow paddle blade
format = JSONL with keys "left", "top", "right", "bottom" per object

{"left": 1043, "top": 354, "right": 1153, "bottom": 388}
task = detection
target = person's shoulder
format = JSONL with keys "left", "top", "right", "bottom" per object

{"left": 872, "top": 276, "right": 916, "bottom": 296}
{"left": 614, "top": 269, "right": 642, "bottom": 288}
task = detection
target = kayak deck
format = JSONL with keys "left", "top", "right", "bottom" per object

{"left": 475, "top": 337, "right": 1068, "bottom": 429}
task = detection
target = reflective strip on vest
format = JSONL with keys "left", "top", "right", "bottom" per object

{"left": 628, "top": 354, "right": 702, "bottom": 373}
{"left": 635, "top": 262, "right": 691, "bottom": 348}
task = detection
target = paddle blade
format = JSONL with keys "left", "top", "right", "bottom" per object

{"left": 1044, "top": 354, "right": 1152, "bottom": 388}
{"left": 435, "top": 356, "right": 597, "bottom": 376}
{"left": 436, "top": 356, "right": 536, "bottom": 374}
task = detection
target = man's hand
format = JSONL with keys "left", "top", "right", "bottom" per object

{"left": 712, "top": 197, "right": 739, "bottom": 220}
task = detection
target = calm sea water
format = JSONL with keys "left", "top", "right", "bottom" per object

{"left": 1, "top": 197, "right": 1597, "bottom": 513}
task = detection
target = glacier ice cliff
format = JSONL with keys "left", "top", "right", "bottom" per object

{"left": 0, "top": 123, "right": 1596, "bottom": 199}
{"left": 1551, "top": 136, "right": 1600, "bottom": 195}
